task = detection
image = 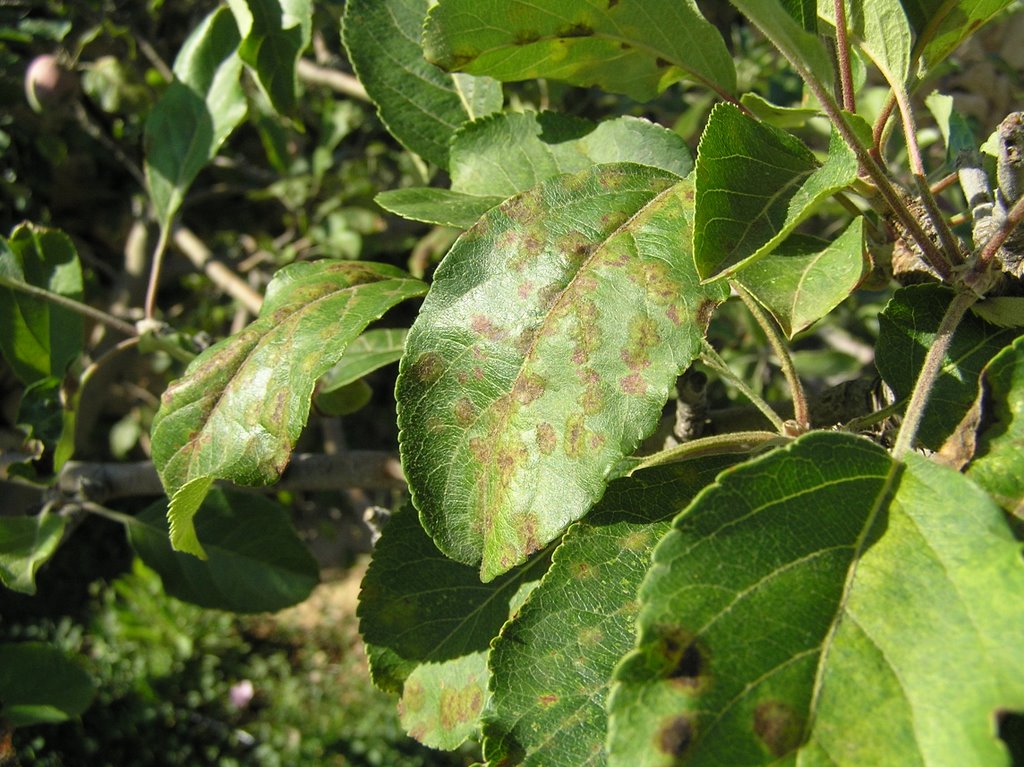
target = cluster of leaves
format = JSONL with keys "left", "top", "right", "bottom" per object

{"left": 2, "top": 559, "right": 466, "bottom": 766}
{"left": 2, "top": 0, "right": 1024, "bottom": 765}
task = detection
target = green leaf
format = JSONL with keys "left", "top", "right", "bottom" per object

{"left": 151, "top": 260, "right": 427, "bottom": 557}
{"left": 422, "top": 0, "right": 736, "bottom": 102}
{"left": 127, "top": 488, "right": 318, "bottom": 613}
{"left": 0, "top": 510, "right": 66, "bottom": 595}
{"left": 902, "top": 0, "right": 1016, "bottom": 74}
{"left": 376, "top": 188, "right": 508, "bottom": 229}
{"left": 607, "top": 431, "right": 1024, "bottom": 767}
{"left": 342, "top": 0, "right": 502, "bottom": 168}
{"left": 924, "top": 90, "right": 977, "bottom": 168}
{"left": 876, "top": 284, "right": 1017, "bottom": 450}
{"left": 483, "top": 456, "right": 740, "bottom": 767}
{"left": 377, "top": 112, "right": 694, "bottom": 227}
{"left": 0, "top": 223, "right": 83, "bottom": 385}
{"left": 314, "top": 378, "right": 373, "bottom": 416}
{"left": 0, "top": 642, "right": 95, "bottom": 726}
{"left": 145, "top": 6, "right": 246, "bottom": 228}
{"left": 967, "top": 337, "right": 1024, "bottom": 517}
{"left": 729, "top": 0, "right": 835, "bottom": 90}
{"left": 17, "top": 376, "right": 77, "bottom": 474}
{"left": 739, "top": 92, "right": 821, "bottom": 129}
{"left": 972, "top": 297, "right": 1024, "bottom": 329}
{"left": 733, "top": 219, "right": 866, "bottom": 337}
{"left": 693, "top": 103, "right": 859, "bottom": 280}
{"left": 781, "top": 0, "right": 818, "bottom": 32}
{"left": 359, "top": 506, "right": 549, "bottom": 748}
{"left": 318, "top": 328, "right": 408, "bottom": 393}
{"left": 397, "top": 164, "right": 727, "bottom": 581}
{"left": 227, "top": 0, "right": 311, "bottom": 114}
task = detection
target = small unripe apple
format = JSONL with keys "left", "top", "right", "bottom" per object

{"left": 24, "top": 54, "right": 78, "bottom": 113}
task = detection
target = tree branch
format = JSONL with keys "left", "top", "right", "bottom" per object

{"left": 55, "top": 451, "right": 405, "bottom": 504}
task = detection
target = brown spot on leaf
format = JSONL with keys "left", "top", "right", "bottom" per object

{"left": 656, "top": 57, "right": 671, "bottom": 69}
{"left": 608, "top": 0, "right": 619, "bottom": 8}
{"left": 621, "top": 316, "right": 660, "bottom": 370}
{"left": 588, "top": 432, "right": 605, "bottom": 451}
{"left": 558, "top": 22, "right": 594, "bottom": 38}
{"left": 539, "top": 693, "right": 559, "bottom": 707}
{"left": 515, "top": 326, "right": 539, "bottom": 356}
{"left": 536, "top": 422, "right": 557, "bottom": 454}
{"left": 571, "top": 561, "right": 594, "bottom": 579}
{"left": 651, "top": 625, "right": 709, "bottom": 689}
{"left": 472, "top": 314, "right": 507, "bottom": 341}
{"left": 753, "top": 701, "right": 803, "bottom": 757}
{"left": 410, "top": 352, "right": 444, "bottom": 385}
{"left": 439, "top": 683, "right": 484, "bottom": 730}
{"left": 569, "top": 298, "right": 601, "bottom": 365}
{"left": 579, "top": 627, "right": 603, "bottom": 646}
{"left": 512, "top": 371, "right": 546, "bottom": 405}
{"left": 517, "top": 280, "right": 535, "bottom": 299}
{"left": 666, "top": 304, "right": 682, "bottom": 326}
{"left": 621, "top": 372, "right": 647, "bottom": 395}
{"left": 564, "top": 413, "right": 587, "bottom": 458}
{"left": 402, "top": 679, "right": 425, "bottom": 714}
{"left": 581, "top": 375, "right": 603, "bottom": 415}
{"left": 454, "top": 397, "right": 477, "bottom": 426}
{"left": 658, "top": 715, "right": 694, "bottom": 758}
{"left": 521, "top": 514, "right": 542, "bottom": 556}
{"left": 696, "top": 298, "right": 717, "bottom": 329}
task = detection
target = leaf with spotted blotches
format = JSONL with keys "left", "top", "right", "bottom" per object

{"left": 693, "top": 103, "right": 859, "bottom": 281}
{"left": 377, "top": 111, "right": 693, "bottom": 229}
{"left": 422, "top": 0, "right": 736, "bottom": 102}
{"left": 483, "top": 456, "right": 740, "bottom": 767}
{"left": 150, "top": 261, "right": 426, "bottom": 558}
{"left": 359, "top": 506, "right": 549, "bottom": 749}
{"left": 396, "top": 163, "right": 728, "bottom": 582}
{"left": 607, "top": 431, "right": 1024, "bottom": 767}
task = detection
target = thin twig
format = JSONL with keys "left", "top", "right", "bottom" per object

{"left": 700, "top": 339, "right": 787, "bottom": 433}
{"left": 930, "top": 171, "right": 959, "bottom": 196}
{"left": 172, "top": 227, "right": 264, "bottom": 314}
{"left": 0, "top": 275, "right": 137, "bottom": 337}
{"left": 56, "top": 451, "right": 406, "bottom": 504}
{"left": 891, "top": 290, "right": 978, "bottom": 458}
{"left": 296, "top": 59, "right": 370, "bottom": 102}
{"left": 143, "top": 224, "right": 170, "bottom": 320}
{"left": 732, "top": 283, "right": 811, "bottom": 430}
{"left": 833, "top": 0, "right": 856, "bottom": 112}
{"left": 977, "top": 194, "right": 1024, "bottom": 268}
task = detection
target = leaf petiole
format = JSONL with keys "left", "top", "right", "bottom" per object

{"left": 630, "top": 430, "right": 785, "bottom": 472}
{"left": 0, "top": 274, "right": 137, "bottom": 337}
{"left": 700, "top": 338, "right": 787, "bottom": 433}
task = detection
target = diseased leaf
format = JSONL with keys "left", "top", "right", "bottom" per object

{"left": 693, "top": 103, "right": 858, "bottom": 280}
{"left": 0, "top": 224, "right": 83, "bottom": 385}
{"left": 483, "top": 457, "right": 740, "bottom": 767}
{"left": 127, "top": 488, "right": 318, "bottom": 613}
{"left": 0, "top": 510, "right": 66, "bottom": 595}
{"left": 397, "top": 164, "right": 728, "bottom": 581}
{"left": 377, "top": 112, "right": 693, "bottom": 227}
{"left": 342, "top": 0, "right": 502, "bottom": 168}
{"left": 876, "top": 284, "right": 1017, "bottom": 450}
{"left": 902, "top": 0, "right": 1015, "bottom": 74}
{"left": 0, "top": 642, "right": 95, "bottom": 726}
{"left": 151, "top": 260, "right": 427, "bottom": 557}
{"left": 733, "top": 219, "right": 866, "bottom": 337}
{"left": 319, "top": 328, "right": 408, "bottom": 393}
{"left": 145, "top": 6, "right": 246, "bottom": 228}
{"left": 422, "top": 0, "right": 736, "bottom": 102}
{"left": 359, "top": 506, "right": 549, "bottom": 748}
{"left": 967, "top": 337, "right": 1024, "bottom": 517}
{"left": 227, "top": 0, "right": 311, "bottom": 113}
{"left": 608, "top": 431, "right": 1024, "bottom": 767}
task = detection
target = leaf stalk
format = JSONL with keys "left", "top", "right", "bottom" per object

{"left": 0, "top": 275, "right": 137, "bottom": 337}
{"left": 891, "top": 289, "right": 978, "bottom": 458}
